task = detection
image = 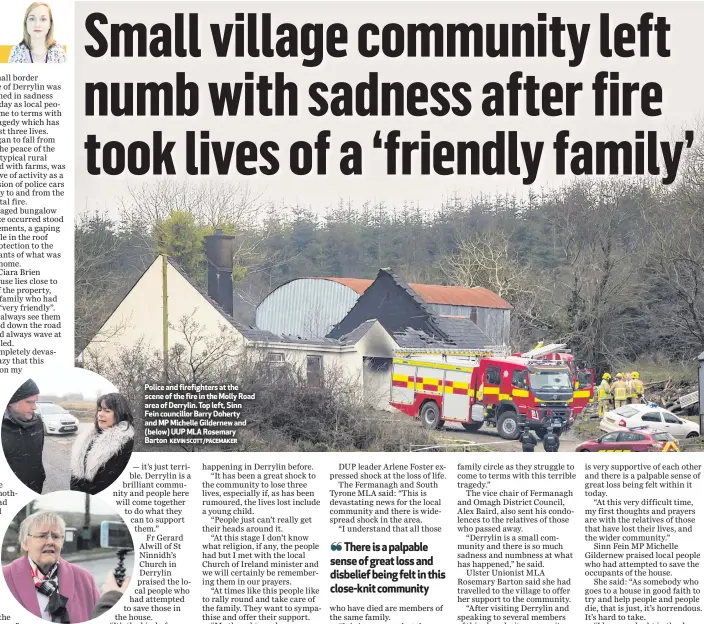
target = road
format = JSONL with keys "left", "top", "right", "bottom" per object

{"left": 74, "top": 552, "right": 135, "bottom": 585}
{"left": 42, "top": 424, "right": 91, "bottom": 494}
{"left": 433, "top": 422, "right": 581, "bottom": 452}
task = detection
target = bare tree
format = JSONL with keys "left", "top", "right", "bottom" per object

{"left": 439, "top": 230, "right": 551, "bottom": 347}
{"left": 168, "top": 313, "right": 243, "bottom": 384}
{"left": 117, "top": 180, "right": 293, "bottom": 317}
{"left": 118, "top": 179, "right": 262, "bottom": 231}
{"left": 547, "top": 179, "right": 645, "bottom": 367}
{"left": 74, "top": 212, "right": 149, "bottom": 353}
{"left": 644, "top": 127, "right": 704, "bottom": 351}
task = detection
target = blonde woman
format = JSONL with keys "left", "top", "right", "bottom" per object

{"left": 9, "top": 3, "right": 67, "bottom": 64}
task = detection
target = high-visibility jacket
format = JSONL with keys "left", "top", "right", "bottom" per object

{"left": 625, "top": 380, "right": 635, "bottom": 398}
{"left": 598, "top": 380, "right": 612, "bottom": 401}
{"left": 612, "top": 380, "right": 627, "bottom": 402}
{"left": 632, "top": 379, "right": 644, "bottom": 397}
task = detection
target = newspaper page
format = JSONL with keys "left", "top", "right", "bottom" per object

{"left": 0, "top": 2, "right": 703, "bottom": 624}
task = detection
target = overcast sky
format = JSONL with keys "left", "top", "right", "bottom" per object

{"left": 34, "top": 490, "right": 121, "bottom": 516}
{"left": 1, "top": 367, "right": 119, "bottom": 404}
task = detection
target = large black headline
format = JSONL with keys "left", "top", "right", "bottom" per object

{"left": 82, "top": 11, "right": 695, "bottom": 184}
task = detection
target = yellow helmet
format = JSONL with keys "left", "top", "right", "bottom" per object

{"left": 602, "top": 373, "right": 611, "bottom": 380}
{"left": 616, "top": 373, "right": 624, "bottom": 379}
{"left": 632, "top": 372, "right": 639, "bottom": 379}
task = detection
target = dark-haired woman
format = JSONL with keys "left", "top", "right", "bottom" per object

{"left": 70, "top": 393, "right": 134, "bottom": 494}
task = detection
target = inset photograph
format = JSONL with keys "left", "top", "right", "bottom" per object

{"left": 2, "top": 368, "right": 135, "bottom": 495}
{"left": 2, "top": 491, "right": 134, "bottom": 622}
{"left": 3, "top": 3, "right": 67, "bottom": 64}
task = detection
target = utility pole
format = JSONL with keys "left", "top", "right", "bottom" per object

{"left": 82, "top": 493, "right": 92, "bottom": 549}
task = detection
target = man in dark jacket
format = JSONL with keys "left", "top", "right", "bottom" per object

{"left": 543, "top": 424, "right": 561, "bottom": 453}
{"left": 520, "top": 425, "right": 539, "bottom": 452}
{"left": 2, "top": 379, "right": 45, "bottom": 493}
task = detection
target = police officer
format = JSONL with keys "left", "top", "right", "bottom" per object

{"left": 519, "top": 419, "right": 538, "bottom": 452}
{"left": 542, "top": 424, "right": 560, "bottom": 452}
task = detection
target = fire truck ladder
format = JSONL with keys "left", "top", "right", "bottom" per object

{"left": 520, "top": 343, "right": 569, "bottom": 359}
{"left": 394, "top": 346, "right": 509, "bottom": 358}
{"left": 395, "top": 349, "right": 495, "bottom": 358}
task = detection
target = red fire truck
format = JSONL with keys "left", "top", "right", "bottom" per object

{"left": 390, "top": 350, "right": 576, "bottom": 440}
{"left": 515, "top": 344, "right": 595, "bottom": 417}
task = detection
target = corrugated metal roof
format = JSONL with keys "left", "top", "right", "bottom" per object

{"left": 306, "top": 277, "right": 511, "bottom": 309}
{"left": 310, "top": 277, "right": 373, "bottom": 295}
{"left": 409, "top": 284, "right": 512, "bottom": 309}
{"left": 257, "top": 278, "right": 362, "bottom": 337}
{"left": 171, "top": 259, "right": 374, "bottom": 347}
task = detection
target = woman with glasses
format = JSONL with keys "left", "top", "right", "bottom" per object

{"left": 3, "top": 511, "right": 99, "bottom": 622}
{"left": 69, "top": 394, "right": 135, "bottom": 495}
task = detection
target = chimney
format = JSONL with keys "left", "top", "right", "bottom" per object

{"left": 204, "top": 229, "right": 236, "bottom": 315}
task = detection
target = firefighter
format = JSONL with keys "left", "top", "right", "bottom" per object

{"left": 598, "top": 373, "right": 612, "bottom": 417}
{"left": 612, "top": 373, "right": 628, "bottom": 408}
{"left": 519, "top": 420, "right": 538, "bottom": 452}
{"left": 542, "top": 424, "right": 560, "bottom": 452}
{"left": 625, "top": 372, "right": 635, "bottom": 404}
{"left": 631, "top": 372, "right": 645, "bottom": 404}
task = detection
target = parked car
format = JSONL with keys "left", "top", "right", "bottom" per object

{"left": 577, "top": 428, "right": 678, "bottom": 452}
{"left": 600, "top": 404, "right": 700, "bottom": 440}
{"left": 34, "top": 402, "right": 79, "bottom": 435}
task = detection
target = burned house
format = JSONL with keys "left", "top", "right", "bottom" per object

{"left": 256, "top": 271, "right": 511, "bottom": 345}
{"left": 80, "top": 234, "right": 506, "bottom": 410}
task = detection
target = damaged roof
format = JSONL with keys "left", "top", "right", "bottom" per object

{"left": 392, "top": 328, "right": 457, "bottom": 349}
{"left": 432, "top": 315, "right": 494, "bottom": 348}
{"left": 385, "top": 272, "right": 493, "bottom": 349}
{"left": 338, "top": 319, "right": 378, "bottom": 345}
{"left": 170, "top": 260, "right": 366, "bottom": 346}
{"left": 266, "top": 276, "right": 511, "bottom": 309}
{"left": 173, "top": 258, "right": 390, "bottom": 348}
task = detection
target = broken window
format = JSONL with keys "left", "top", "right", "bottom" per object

{"left": 306, "top": 355, "right": 323, "bottom": 387}
{"left": 267, "top": 352, "right": 285, "bottom": 364}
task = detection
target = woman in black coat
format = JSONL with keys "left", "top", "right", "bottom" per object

{"left": 70, "top": 393, "right": 134, "bottom": 495}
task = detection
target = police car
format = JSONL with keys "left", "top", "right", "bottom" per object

{"left": 600, "top": 404, "right": 699, "bottom": 440}
{"left": 34, "top": 402, "right": 79, "bottom": 435}
{"left": 577, "top": 427, "right": 678, "bottom": 452}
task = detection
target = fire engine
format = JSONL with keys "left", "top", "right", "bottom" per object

{"left": 390, "top": 345, "right": 580, "bottom": 440}
{"left": 516, "top": 344, "right": 595, "bottom": 416}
